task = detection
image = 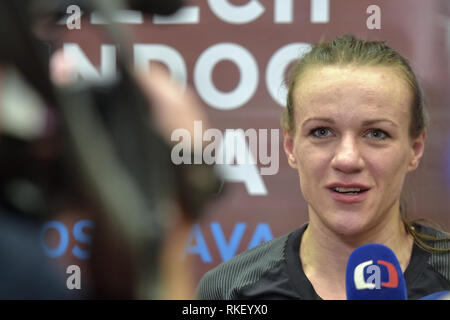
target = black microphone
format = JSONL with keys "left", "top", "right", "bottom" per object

{"left": 50, "top": 0, "right": 185, "bottom": 17}
{"left": 127, "top": 0, "right": 185, "bottom": 15}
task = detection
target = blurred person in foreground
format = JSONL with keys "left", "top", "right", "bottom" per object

{"left": 0, "top": 0, "right": 216, "bottom": 299}
{"left": 196, "top": 35, "right": 450, "bottom": 300}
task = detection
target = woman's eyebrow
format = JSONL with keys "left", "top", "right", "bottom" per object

{"left": 362, "top": 119, "right": 399, "bottom": 127}
{"left": 301, "top": 118, "right": 399, "bottom": 128}
{"left": 301, "top": 117, "right": 335, "bottom": 127}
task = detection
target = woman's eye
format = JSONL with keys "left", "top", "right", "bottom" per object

{"left": 366, "top": 129, "right": 389, "bottom": 140}
{"left": 310, "top": 127, "right": 332, "bottom": 138}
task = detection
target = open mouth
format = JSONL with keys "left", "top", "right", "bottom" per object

{"left": 326, "top": 184, "right": 371, "bottom": 203}
{"left": 330, "top": 187, "right": 369, "bottom": 194}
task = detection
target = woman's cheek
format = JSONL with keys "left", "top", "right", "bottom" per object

{"left": 370, "top": 145, "right": 409, "bottom": 179}
{"left": 365, "top": 146, "right": 410, "bottom": 203}
{"left": 296, "top": 147, "right": 329, "bottom": 200}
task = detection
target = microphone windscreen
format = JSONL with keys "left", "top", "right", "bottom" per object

{"left": 346, "top": 243, "right": 407, "bottom": 300}
{"left": 419, "top": 291, "right": 450, "bottom": 300}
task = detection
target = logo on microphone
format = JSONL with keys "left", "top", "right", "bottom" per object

{"left": 354, "top": 260, "right": 398, "bottom": 290}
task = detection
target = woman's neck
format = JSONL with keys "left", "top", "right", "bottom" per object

{"left": 300, "top": 206, "right": 414, "bottom": 299}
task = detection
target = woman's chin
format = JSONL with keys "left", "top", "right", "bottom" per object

{"left": 324, "top": 214, "right": 373, "bottom": 238}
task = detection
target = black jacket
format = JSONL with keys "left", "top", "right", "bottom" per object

{"left": 197, "top": 223, "right": 450, "bottom": 300}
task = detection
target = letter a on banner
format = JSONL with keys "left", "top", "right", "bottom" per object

{"left": 215, "top": 130, "right": 267, "bottom": 195}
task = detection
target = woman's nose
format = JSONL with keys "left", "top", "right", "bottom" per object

{"left": 331, "top": 135, "right": 364, "bottom": 174}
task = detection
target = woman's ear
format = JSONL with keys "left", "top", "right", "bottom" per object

{"left": 407, "top": 129, "right": 426, "bottom": 172}
{"left": 283, "top": 129, "right": 298, "bottom": 169}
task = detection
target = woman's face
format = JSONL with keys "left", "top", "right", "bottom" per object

{"left": 283, "top": 65, "right": 426, "bottom": 236}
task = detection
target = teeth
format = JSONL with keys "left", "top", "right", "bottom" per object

{"left": 333, "top": 187, "right": 362, "bottom": 193}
